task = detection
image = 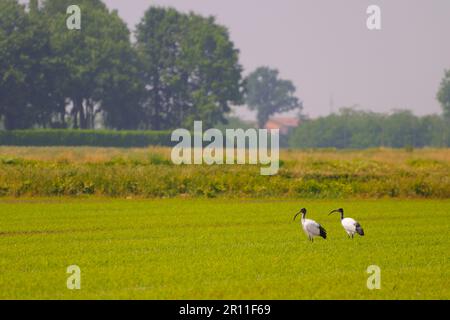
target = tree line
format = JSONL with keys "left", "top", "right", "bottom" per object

{"left": 289, "top": 71, "right": 450, "bottom": 149}
{"left": 0, "top": 0, "right": 302, "bottom": 131}
{"left": 289, "top": 108, "right": 450, "bottom": 149}
{"left": 2, "top": 0, "right": 450, "bottom": 151}
{"left": 0, "top": 0, "right": 247, "bottom": 130}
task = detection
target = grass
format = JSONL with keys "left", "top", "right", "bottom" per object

{"left": 0, "top": 198, "right": 448, "bottom": 299}
{"left": 1, "top": 147, "right": 450, "bottom": 198}
{"left": 1, "top": 146, "right": 450, "bottom": 164}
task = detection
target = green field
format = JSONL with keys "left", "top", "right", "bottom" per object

{"left": 0, "top": 198, "right": 448, "bottom": 299}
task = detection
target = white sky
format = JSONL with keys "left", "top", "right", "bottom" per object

{"left": 27, "top": 1, "right": 450, "bottom": 119}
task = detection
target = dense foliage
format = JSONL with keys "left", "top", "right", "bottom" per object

{"left": 135, "top": 8, "right": 244, "bottom": 130}
{"left": 0, "top": 1, "right": 243, "bottom": 130}
{"left": 289, "top": 109, "right": 450, "bottom": 149}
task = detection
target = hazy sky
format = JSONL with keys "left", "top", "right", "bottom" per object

{"left": 32, "top": 1, "right": 450, "bottom": 119}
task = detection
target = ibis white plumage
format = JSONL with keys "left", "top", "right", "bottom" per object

{"left": 329, "top": 208, "right": 364, "bottom": 238}
{"left": 293, "top": 208, "right": 327, "bottom": 242}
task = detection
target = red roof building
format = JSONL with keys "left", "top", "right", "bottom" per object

{"left": 264, "top": 117, "right": 300, "bottom": 135}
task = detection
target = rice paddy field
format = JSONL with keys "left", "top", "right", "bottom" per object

{"left": 0, "top": 147, "right": 449, "bottom": 299}
{"left": 0, "top": 198, "right": 449, "bottom": 299}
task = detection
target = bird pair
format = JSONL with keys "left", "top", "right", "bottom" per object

{"left": 293, "top": 208, "right": 365, "bottom": 242}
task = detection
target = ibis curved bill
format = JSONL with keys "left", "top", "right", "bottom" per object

{"left": 294, "top": 208, "right": 327, "bottom": 242}
{"left": 329, "top": 208, "right": 364, "bottom": 238}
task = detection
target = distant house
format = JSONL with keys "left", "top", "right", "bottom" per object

{"left": 264, "top": 117, "right": 300, "bottom": 135}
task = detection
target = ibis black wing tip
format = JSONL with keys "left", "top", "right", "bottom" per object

{"left": 319, "top": 226, "right": 327, "bottom": 239}
{"left": 356, "top": 224, "right": 365, "bottom": 236}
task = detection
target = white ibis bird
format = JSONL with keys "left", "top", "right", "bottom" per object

{"left": 329, "top": 208, "right": 364, "bottom": 238}
{"left": 293, "top": 208, "right": 327, "bottom": 242}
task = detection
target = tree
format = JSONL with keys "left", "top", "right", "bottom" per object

{"left": 245, "top": 67, "right": 302, "bottom": 128}
{"left": 27, "top": 0, "right": 67, "bottom": 128}
{"left": 135, "top": 8, "right": 185, "bottom": 130}
{"left": 0, "top": 0, "right": 27, "bottom": 129}
{"left": 181, "top": 13, "right": 244, "bottom": 129}
{"left": 0, "top": 0, "right": 60, "bottom": 129}
{"left": 437, "top": 70, "right": 450, "bottom": 119}
{"left": 419, "top": 114, "right": 448, "bottom": 147}
{"left": 135, "top": 7, "right": 244, "bottom": 130}
{"left": 99, "top": 48, "right": 144, "bottom": 130}
{"left": 42, "top": 0, "right": 140, "bottom": 129}
{"left": 0, "top": 0, "right": 36, "bottom": 129}
{"left": 383, "top": 110, "right": 420, "bottom": 148}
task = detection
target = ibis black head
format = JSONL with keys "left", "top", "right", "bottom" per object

{"left": 329, "top": 208, "right": 344, "bottom": 219}
{"left": 293, "top": 208, "right": 307, "bottom": 221}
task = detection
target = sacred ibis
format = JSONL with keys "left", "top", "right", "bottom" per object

{"left": 329, "top": 208, "right": 364, "bottom": 238}
{"left": 293, "top": 208, "right": 327, "bottom": 242}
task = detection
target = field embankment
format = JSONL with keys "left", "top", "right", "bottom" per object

{"left": 1, "top": 147, "right": 449, "bottom": 198}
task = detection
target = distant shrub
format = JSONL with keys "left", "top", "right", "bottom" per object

{"left": 407, "top": 159, "right": 443, "bottom": 167}
{"left": 413, "top": 181, "right": 433, "bottom": 197}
